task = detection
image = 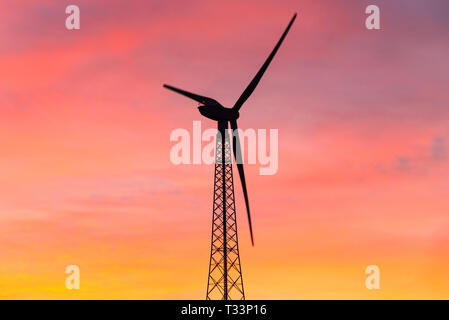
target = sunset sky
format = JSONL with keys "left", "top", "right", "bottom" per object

{"left": 1, "top": 0, "right": 449, "bottom": 299}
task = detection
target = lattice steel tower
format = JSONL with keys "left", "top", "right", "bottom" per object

{"left": 206, "top": 127, "right": 245, "bottom": 300}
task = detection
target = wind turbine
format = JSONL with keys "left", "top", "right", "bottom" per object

{"left": 163, "top": 13, "right": 296, "bottom": 300}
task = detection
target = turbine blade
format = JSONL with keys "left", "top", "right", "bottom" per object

{"left": 163, "top": 84, "right": 219, "bottom": 105}
{"left": 233, "top": 13, "right": 297, "bottom": 111}
{"left": 230, "top": 119, "right": 254, "bottom": 246}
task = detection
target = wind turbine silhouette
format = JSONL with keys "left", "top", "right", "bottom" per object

{"left": 163, "top": 13, "right": 296, "bottom": 300}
